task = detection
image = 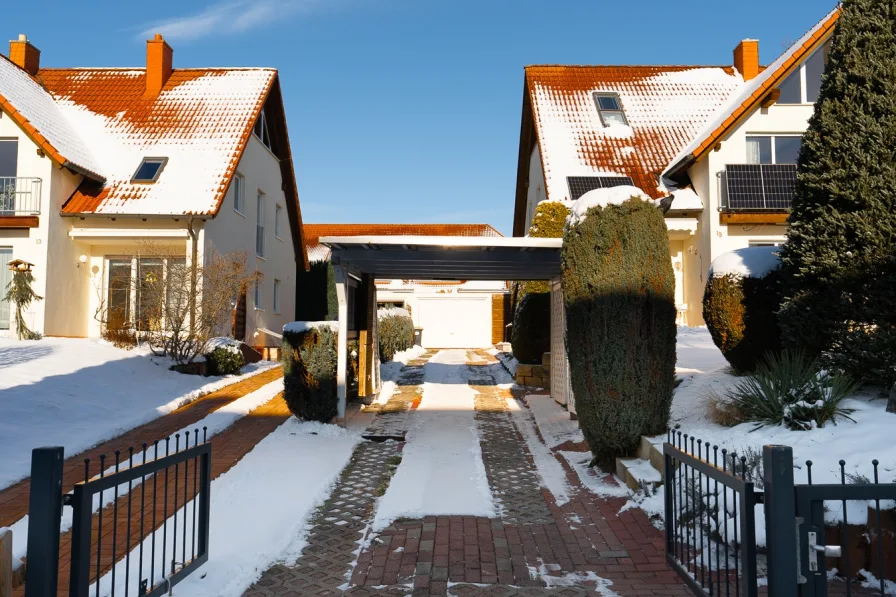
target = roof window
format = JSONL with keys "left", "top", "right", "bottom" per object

{"left": 131, "top": 157, "right": 168, "bottom": 183}
{"left": 593, "top": 93, "right": 628, "bottom": 127}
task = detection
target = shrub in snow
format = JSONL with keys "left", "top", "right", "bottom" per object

{"left": 514, "top": 201, "right": 570, "bottom": 300}
{"left": 703, "top": 246, "right": 783, "bottom": 372}
{"left": 282, "top": 326, "right": 338, "bottom": 423}
{"left": 4, "top": 263, "right": 43, "bottom": 340}
{"left": 295, "top": 261, "right": 338, "bottom": 321}
{"left": 778, "top": 0, "right": 896, "bottom": 388}
{"left": 561, "top": 197, "right": 676, "bottom": 464}
{"left": 726, "top": 350, "right": 859, "bottom": 431}
{"left": 378, "top": 308, "right": 414, "bottom": 362}
{"left": 511, "top": 292, "right": 550, "bottom": 365}
{"left": 206, "top": 346, "right": 245, "bottom": 376}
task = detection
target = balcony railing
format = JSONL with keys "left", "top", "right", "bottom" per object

{"left": 725, "top": 164, "right": 796, "bottom": 210}
{"left": 0, "top": 177, "right": 42, "bottom": 215}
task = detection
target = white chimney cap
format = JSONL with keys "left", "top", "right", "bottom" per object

{"left": 18, "top": 34, "right": 27, "bottom": 42}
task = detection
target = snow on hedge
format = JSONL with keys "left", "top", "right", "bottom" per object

{"left": 283, "top": 321, "right": 339, "bottom": 334}
{"left": 566, "top": 185, "right": 652, "bottom": 226}
{"left": 206, "top": 337, "right": 243, "bottom": 355}
{"left": 708, "top": 246, "right": 781, "bottom": 279}
{"left": 377, "top": 306, "right": 411, "bottom": 319}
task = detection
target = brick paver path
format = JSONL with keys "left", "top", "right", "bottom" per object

{"left": 245, "top": 350, "right": 691, "bottom": 596}
{"left": 10, "top": 367, "right": 289, "bottom": 597}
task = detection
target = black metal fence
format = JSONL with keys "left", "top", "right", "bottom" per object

{"left": 664, "top": 431, "right": 896, "bottom": 597}
{"left": 24, "top": 430, "right": 212, "bottom": 597}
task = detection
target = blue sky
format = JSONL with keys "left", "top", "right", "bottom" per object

{"left": 7, "top": 0, "right": 832, "bottom": 235}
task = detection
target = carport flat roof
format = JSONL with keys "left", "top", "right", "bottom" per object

{"left": 319, "top": 235, "right": 562, "bottom": 280}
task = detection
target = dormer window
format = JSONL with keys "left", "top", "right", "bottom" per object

{"left": 593, "top": 93, "right": 628, "bottom": 127}
{"left": 778, "top": 41, "right": 831, "bottom": 104}
{"left": 254, "top": 109, "right": 272, "bottom": 150}
{"left": 131, "top": 157, "right": 167, "bottom": 183}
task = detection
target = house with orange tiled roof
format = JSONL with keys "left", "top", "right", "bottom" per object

{"left": 302, "top": 224, "right": 509, "bottom": 349}
{"left": 513, "top": 6, "right": 839, "bottom": 326}
{"left": 0, "top": 33, "right": 306, "bottom": 347}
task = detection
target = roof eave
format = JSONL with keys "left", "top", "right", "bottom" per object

{"left": 62, "top": 160, "right": 106, "bottom": 184}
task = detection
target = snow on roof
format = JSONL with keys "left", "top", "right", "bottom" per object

{"left": 566, "top": 185, "right": 652, "bottom": 226}
{"left": 525, "top": 65, "right": 743, "bottom": 201}
{"left": 307, "top": 244, "right": 332, "bottom": 264}
{"left": 663, "top": 7, "right": 840, "bottom": 180}
{"left": 0, "top": 55, "right": 103, "bottom": 179}
{"left": 669, "top": 187, "right": 704, "bottom": 211}
{"left": 708, "top": 246, "right": 781, "bottom": 279}
{"left": 36, "top": 68, "right": 276, "bottom": 215}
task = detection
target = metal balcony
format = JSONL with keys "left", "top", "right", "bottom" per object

{"left": 0, "top": 177, "right": 42, "bottom": 216}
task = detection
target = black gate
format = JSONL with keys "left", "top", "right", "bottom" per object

{"left": 664, "top": 431, "right": 896, "bottom": 597}
{"left": 24, "top": 431, "right": 212, "bottom": 597}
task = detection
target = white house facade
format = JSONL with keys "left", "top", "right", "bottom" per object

{"left": 513, "top": 7, "right": 839, "bottom": 326}
{"left": 0, "top": 33, "right": 306, "bottom": 347}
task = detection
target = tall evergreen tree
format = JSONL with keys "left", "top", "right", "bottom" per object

{"left": 779, "top": 0, "right": 896, "bottom": 387}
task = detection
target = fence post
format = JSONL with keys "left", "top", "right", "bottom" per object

{"left": 763, "top": 444, "right": 798, "bottom": 596}
{"left": 24, "top": 447, "right": 64, "bottom": 597}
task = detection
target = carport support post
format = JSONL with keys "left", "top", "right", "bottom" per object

{"left": 334, "top": 265, "right": 348, "bottom": 425}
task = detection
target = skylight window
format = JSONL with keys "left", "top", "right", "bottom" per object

{"left": 131, "top": 157, "right": 168, "bottom": 183}
{"left": 593, "top": 93, "right": 628, "bottom": 127}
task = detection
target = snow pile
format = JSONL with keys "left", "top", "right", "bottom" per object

{"left": 90, "top": 419, "right": 361, "bottom": 597}
{"left": 283, "top": 321, "right": 339, "bottom": 334}
{"left": 559, "top": 452, "right": 629, "bottom": 498}
{"left": 373, "top": 350, "right": 494, "bottom": 528}
{"left": 669, "top": 187, "right": 703, "bottom": 210}
{"left": 523, "top": 394, "right": 584, "bottom": 448}
{"left": 708, "top": 246, "right": 781, "bottom": 279}
{"left": 391, "top": 345, "right": 424, "bottom": 364}
{"left": 377, "top": 307, "right": 411, "bottom": 319}
{"left": 506, "top": 399, "right": 573, "bottom": 505}
{"left": 566, "top": 186, "right": 652, "bottom": 226}
{"left": 206, "top": 337, "right": 243, "bottom": 355}
{"left": 378, "top": 345, "right": 426, "bottom": 394}
{"left": 0, "top": 337, "right": 276, "bottom": 491}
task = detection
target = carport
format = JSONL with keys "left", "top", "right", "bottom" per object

{"left": 318, "top": 235, "right": 565, "bottom": 422}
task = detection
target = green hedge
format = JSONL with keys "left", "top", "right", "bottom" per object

{"left": 206, "top": 347, "right": 245, "bottom": 376}
{"left": 378, "top": 309, "right": 414, "bottom": 361}
{"left": 282, "top": 325, "right": 338, "bottom": 422}
{"left": 703, "top": 248, "right": 783, "bottom": 372}
{"left": 562, "top": 198, "right": 676, "bottom": 465}
{"left": 511, "top": 293, "right": 550, "bottom": 364}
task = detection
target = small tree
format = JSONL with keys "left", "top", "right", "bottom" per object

{"left": 779, "top": 0, "right": 896, "bottom": 387}
{"left": 562, "top": 197, "right": 676, "bottom": 465}
{"left": 4, "top": 260, "right": 43, "bottom": 340}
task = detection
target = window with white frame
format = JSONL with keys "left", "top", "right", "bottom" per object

{"left": 778, "top": 41, "right": 830, "bottom": 104}
{"left": 256, "top": 191, "right": 265, "bottom": 257}
{"left": 253, "top": 109, "right": 272, "bottom": 150}
{"left": 746, "top": 135, "right": 802, "bottom": 164}
{"left": 233, "top": 172, "right": 245, "bottom": 214}
{"left": 592, "top": 93, "right": 628, "bottom": 127}
{"left": 105, "top": 256, "right": 187, "bottom": 332}
{"left": 273, "top": 279, "right": 281, "bottom": 313}
{"left": 254, "top": 278, "right": 263, "bottom": 310}
{"left": 275, "top": 204, "right": 283, "bottom": 239}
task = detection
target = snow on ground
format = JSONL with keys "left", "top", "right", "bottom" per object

{"left": 0, "top": 337, "right": 277, "bottom": 491}
{"left": 373, "top": 349, "right": 494, "bottom": 529}
{"left": 374, "top": 345, "right": 425, "bottom": 406}
{"left": 91, "top": 419, "right": 361, "bottom": 597}
{"left": 7, "top": 378, "right": 286, "bottom": 568}
{"left": 506, "top": 398, "right": 573, "bottom": 505}
{"left": 523, "top": 395, "right": 584, "bottom": 448}
{"left": 487, "top": 347, "right": 519, "bottom": 377}
{"left": 559, "top": 452, "right": 629, "bottom": 499}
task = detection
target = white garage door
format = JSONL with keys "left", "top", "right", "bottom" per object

{"left": 417, "top": 296, "right": 491, "bottom": 349}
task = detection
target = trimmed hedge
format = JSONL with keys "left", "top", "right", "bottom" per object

{"left": 206, "top": 347, "right": 245, "bottom": 376}
{"left": 515, "top": 202, "right": 571, "bottom": 300}
{"left": 378, "top": 309, "right": 414, "bottom": 361}
{"left": 703, "top": 253, "right": 783, "bottom": 372}
{"left": 511, "top": 293, "right": 550, "bottom": 364}
{"left": 282, "top": 326, "right": 338, "bottom": 422}
{"left": 561, "top": 198, "right": 676, "bottom": 465}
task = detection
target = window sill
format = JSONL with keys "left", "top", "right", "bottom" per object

{"left": 275, "top": 235, "right": 282, "bottom": 241}
{"left": 254, "top": 307, "right": 265, "bottom": 312}
{"left": 255, "top": 254, "right": 266, "bottom": 261}
{"left": 234, "top": 208, "right": 246, "bottom": 218}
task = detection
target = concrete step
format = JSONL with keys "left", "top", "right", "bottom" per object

{"left": 637, "top": 435, "right": 666, "bottom": 475}
{"left": 615, "top": 457, "right": 663, "bottom": 492}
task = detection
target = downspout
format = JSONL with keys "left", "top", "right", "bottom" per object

{"left": 187, "top": 216, "right": 198, "bottom": 337}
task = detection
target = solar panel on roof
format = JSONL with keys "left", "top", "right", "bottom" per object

{"left": 726, "top": 164, "right": 796, "bottom": 210}
{"left": 567, "top": 176, "right": 635, "bottom": 201}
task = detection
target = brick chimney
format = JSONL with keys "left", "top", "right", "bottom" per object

{"left": 9, "top": 34, "right": 40, "bottom": 75}
{"left": 734, "top": 39, "right": 760, "bottom": 81}
{"left": 145, "top": 34, "right": 173, "bottom": 97}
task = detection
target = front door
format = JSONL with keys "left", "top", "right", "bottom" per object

{"left": 0, "top": 248, "right": 11, "bottom": 329}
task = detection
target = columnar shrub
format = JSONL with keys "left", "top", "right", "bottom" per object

{"left": 515, "top": 201, "right": 571, "bottom": 300}
{"left": 378, "top": 308, "right": 414, "bottom": 361}
{"left": 511, "top": 293, "right": 550, "bottom": 364}
{"left": 562, "top": 198, "right": 676, "bottom": 464}
{"left": 703, "top": 247, "right": 783, "bottom": 372}
{"left": 282, "top": 325, "right": 338, "bottom": 422}
{"left": 779, "top": 0, "right": 896, "bottom": 386}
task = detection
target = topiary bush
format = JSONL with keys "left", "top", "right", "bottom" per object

{"left": 703, "top": 247, "right": 783, "bottom": 372}
{"left": 282, "top": 325, "right": 338, "bottom": 422}
{"left": 377, "top": 308, "right": 414, "bottom": 361}
{"left": 515, "top": 201, "right": 571, "bottom": 301}
{"left": 562, "top": 197, "right": 676, "bottom": 465}
{"left": 511, "top": 292, "right": 550, "bottom": 364}
{"left": 206, "top": 347, "right": 245, "bottom": 376}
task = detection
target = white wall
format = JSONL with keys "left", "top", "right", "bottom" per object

{"left": 524, "top": 145, "right": 548, "bottom": 232}
{"left": 205, "top": 134, "right": 297, "bottom": 347}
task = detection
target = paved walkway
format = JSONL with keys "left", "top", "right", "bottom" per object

{"left": 244, "top": 350, "right": 690, "bottom": 596}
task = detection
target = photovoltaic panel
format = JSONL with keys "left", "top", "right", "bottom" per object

{"left": 567, "top": 176, "right": 635, "bottom": 201}
{"left": 727, "top": 164, "right": 796, "bottom": 210}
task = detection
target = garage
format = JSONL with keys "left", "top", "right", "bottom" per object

{"left": 416, "top": 295, "right": 492, "bottom": 349}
